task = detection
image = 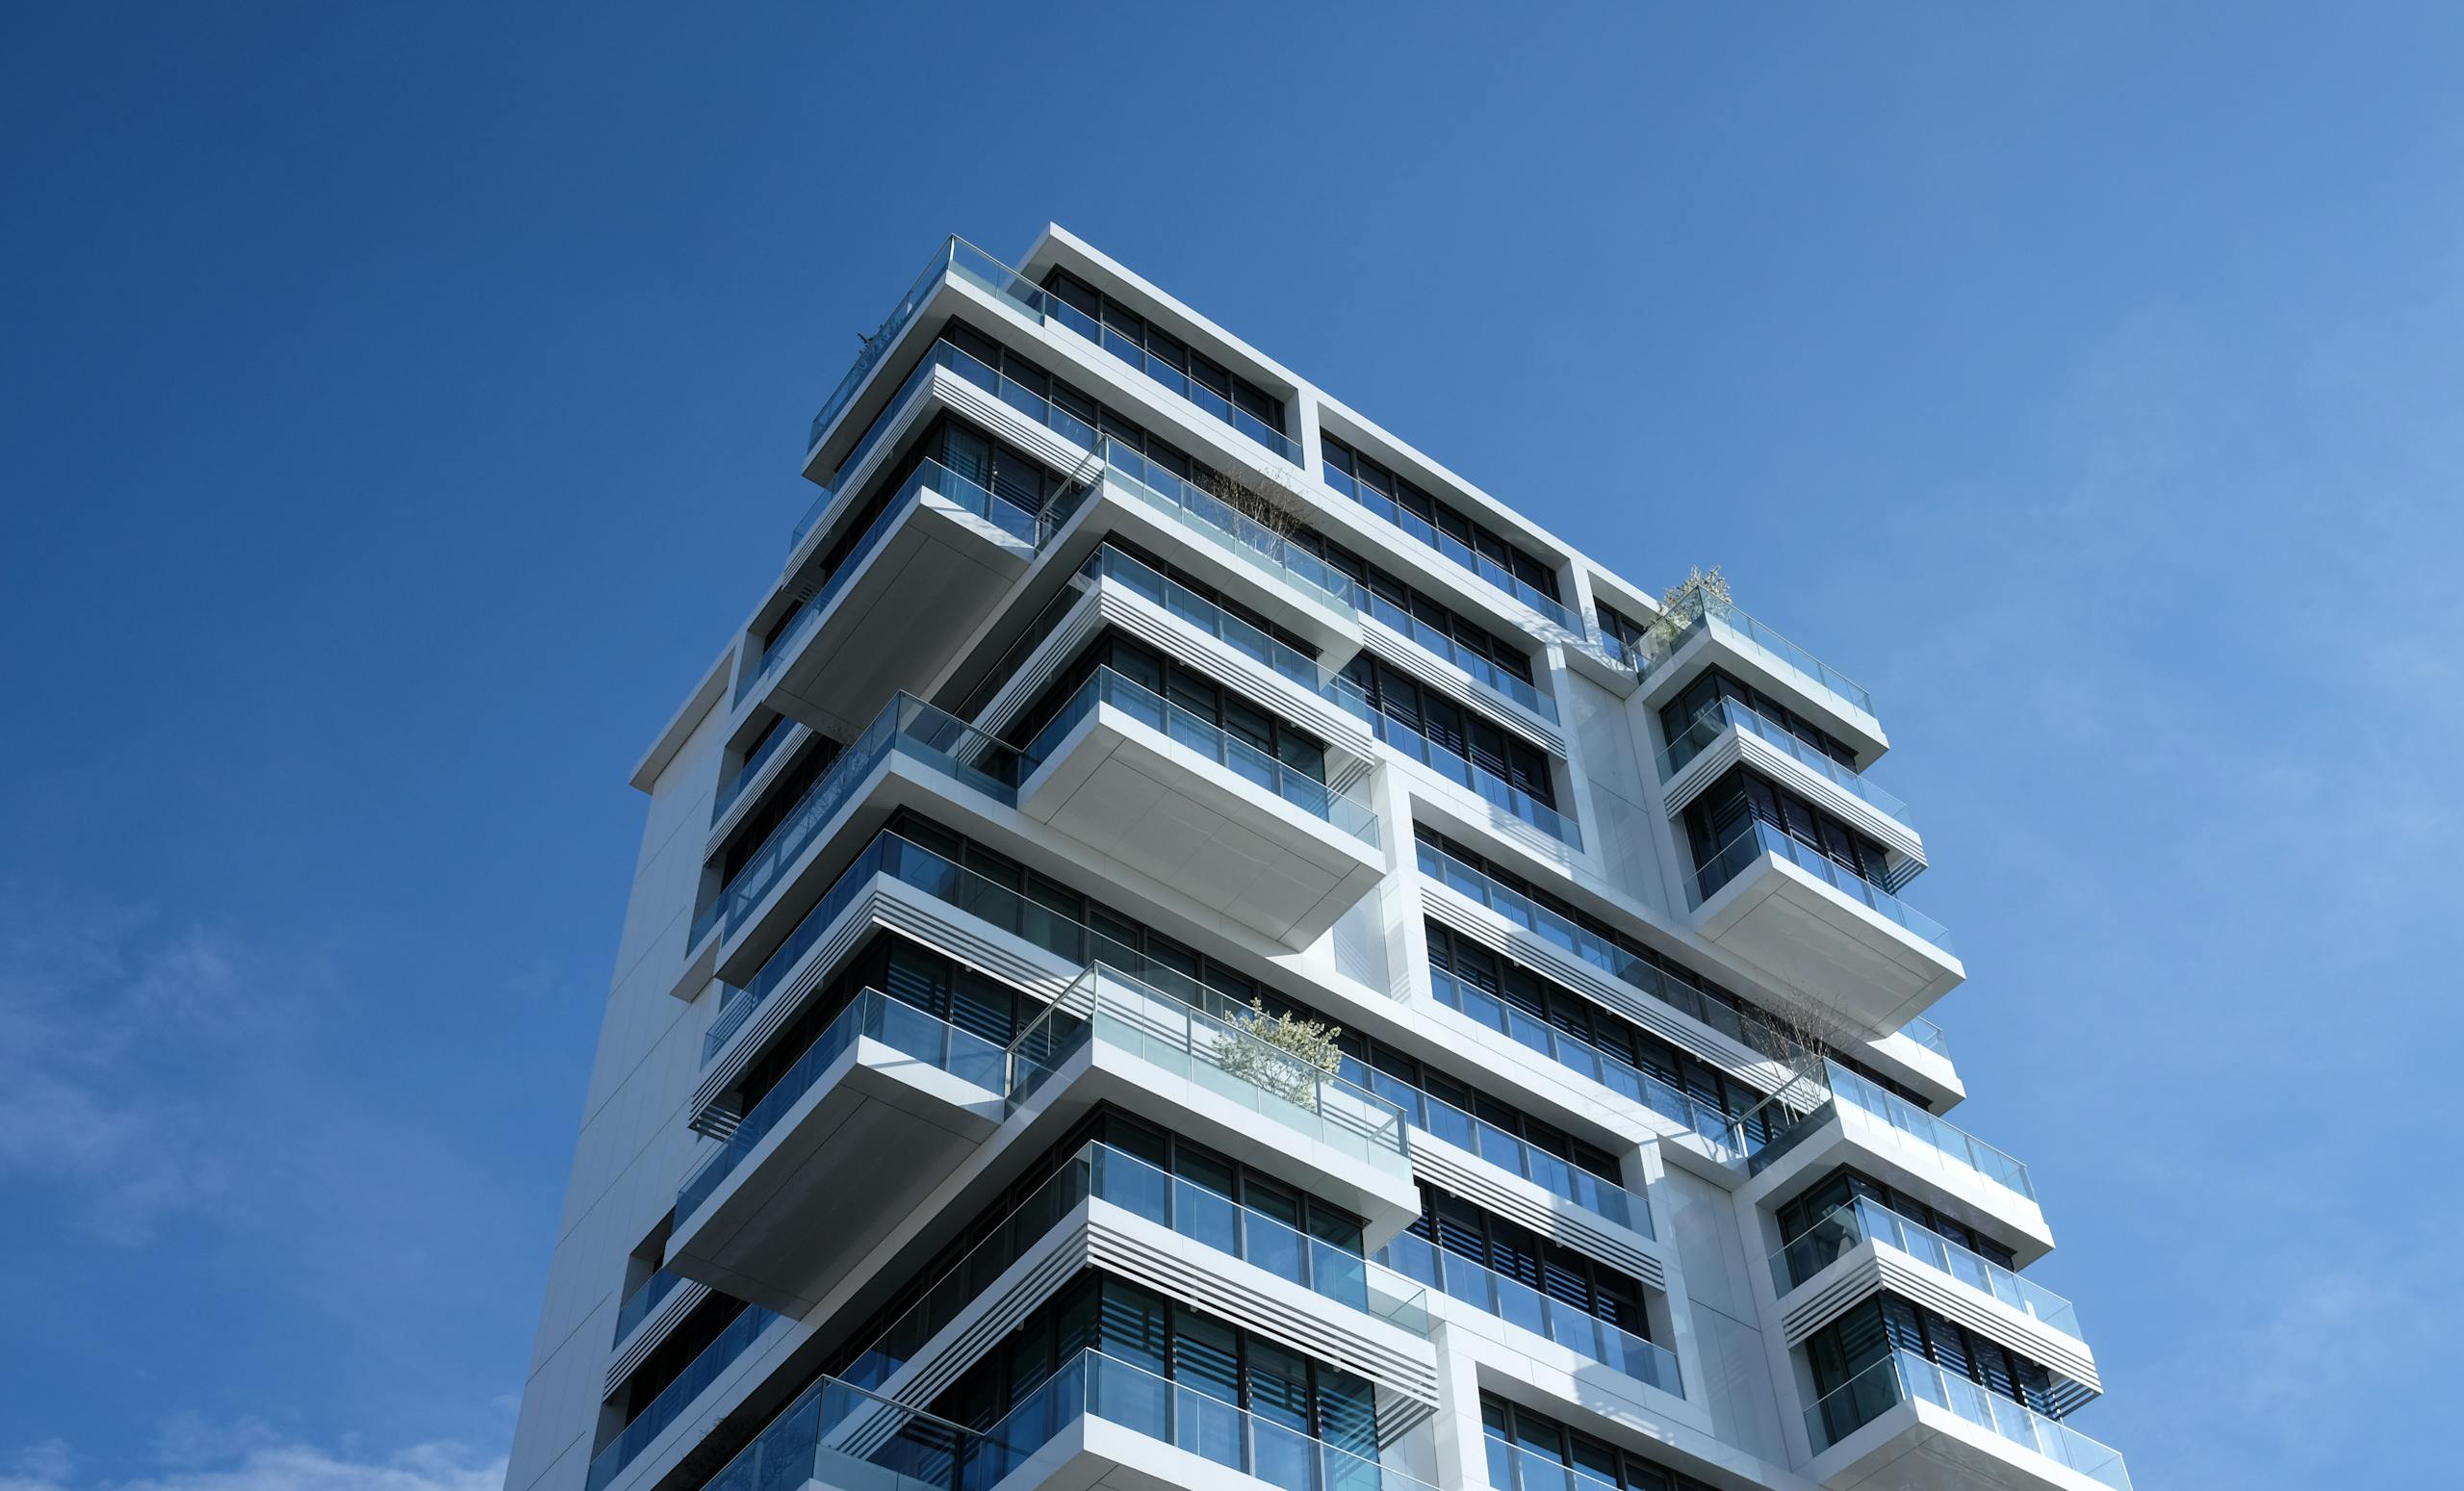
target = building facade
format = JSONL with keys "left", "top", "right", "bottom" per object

{"left": 503, "top": 227, "right": 2125, "bottom": 1491}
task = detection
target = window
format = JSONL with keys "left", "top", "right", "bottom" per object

{"left": 1397, "top": 1183, "right": 1651, "bottom": 1336}
{"left": 1659, "top": 666, "right": 1858, "bottom": 767}
{"left": 1322, "top": 435, "right": 1561, "bottom": 604}
{"left": 1481, "top": 1395, "right": 1720, "bottom": 1491}
{"left": 1775, "top": 1166, "right": 2019, "bottom": 1271}
{"left": 1040, "top": 268, "right": 1291, "bottom": 450}
{"left": 1344, "top": 653, "right": 1553, "bottom": 805}
{"left": 930, "top": 1272, "right": 1381, "bottom": 1452}
{"left": 1291, "top": 526, "right": 1538, "bottom": 684}
{"left": 1804, "top": 1296, "right": 2061, "bottom": 1420}
{"left": 1005, "top": 628, "right": 1333, "bottom": 784}
{"left": 1681, "top": 766, "right": 1897, "bottom": 896}
{"left": 713, "top": 732, "right": 847, "bottom": 886}
{"left": 1424, "top": 923, "right": 1787, "bottom": 1143}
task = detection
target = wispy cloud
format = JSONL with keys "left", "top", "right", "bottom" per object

{"left": 0, "top": 1429, "right": 503, "bottom": 1491}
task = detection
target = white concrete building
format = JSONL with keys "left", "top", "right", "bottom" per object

{"left": 504, "top": 227, "right": 2125, "bottom": 1491}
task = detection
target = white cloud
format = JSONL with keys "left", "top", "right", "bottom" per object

{"left": 0, "top": 1438, "right": 504, "bottom": 1491}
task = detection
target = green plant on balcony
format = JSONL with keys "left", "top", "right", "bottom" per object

{"left": 1215, "top": 998, "right": 1344, "bottom": 1107}
{"left": 1645, "top": 565, "right": 1732, "bottom": 659}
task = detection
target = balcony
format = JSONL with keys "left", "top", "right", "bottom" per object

{"left": 1737, "top": 1063, "right": 2049, "bottom": 1259}
{"left": 1659, "top": 697, "right": 1921, "bottom": 874}
{"left": 1060, "top": 440, "right": 1367, "bottom": 629}
{"left": 1374, "top": 1231, "right": 1681, "bottom": 1400}
{"left": 1358, "top": 590, "right": 1559, "bottom": 729}
{"left": 704, "top": 694, "right": 1020, "bottom": 962}
{"left": 664, "top": 990, "right": 1007, "bottom": 1315}
{"left": 1426, "top": 964, "right": 1755, "bottom": 1152}
{"left": 738, "top": 457, "right": 1039, "bottom": 736}
{"left": 699, "top": 1369, "right": 983, "bottom": 1491}
{"left": 1774, "top": 1197, "right": 2083, "bottom": 1341}
{"left": 584, "top": 1301, "right": 783, "bottom": 1491}
{"left": 1806, "top": 1350, "right": 2130, "bottom": 1491}
{"left": 1083, "top": 544, "right": 1373, "bottom": 730}
{"left": 1014, "top": 666, "right": 1384, "bottom": 950}
{"left": 840, "top": 1139, "right": 1428, "bottom": 1399}
{"left": 1370, "top": 709, "right": 1579, "bottom": 850}
{"left": 1689, "top": 820, "right": 1962, "bottom": 1037}
{"left": 1322, "top": 463, "right": 1579, "bottom": 639}
{"left": 1635, "top": 593, "right": 1886, "bottom": 764}
{"left": 967, "top": 1348, "right": 1440, "bottom": 1491}
{"left": 1012, "top": 965, "right": 1414, "bottom": 1188}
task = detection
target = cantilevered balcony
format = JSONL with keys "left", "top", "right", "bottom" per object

{"left": 1771, "top": 1196, "right": 2097, "bottom": 1414}
{"left": 737, "top": 456, "right": 1038, "bottom": 736}
{"left": 1373, "top": 1230, "right": 1681, "bottom": 1401}
{"left": 1014, "top": 666, "right": 1384, "bottom": 949}
{"left": 836, "top": 1139, "right": 1429, "bottom": 1402}
{"left": 1735, "top": 1063, "right": 2051, "bottom": 1261}
{"left": 1660, "top": 697, "right": 1923, "bottom": 880}
{"left": 971, "top": 1349, "right": 1441, "bottom": 1491}
{"left": 1805, "top": 1349, "right": 2130, "bottom": 1491}
{"left": 663, "top": 989, "right": 1007, "bottom": 1314}
{"left": 1688, "top": 820, "right": 1962, "bottom": 1037}
{"left": 1635, "top": 593, "right": 1887, "bottom": 764}
{"left": 698, "top": 694, "right": 1020, "bottom": 968}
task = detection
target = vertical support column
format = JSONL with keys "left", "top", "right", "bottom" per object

{"left": 1425, "top": 1321, "right": 1493, "bottom": 1491}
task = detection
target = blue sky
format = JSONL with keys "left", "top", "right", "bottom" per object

{"left": 2, "top": 2, "right": 2455, "bottom": 1486}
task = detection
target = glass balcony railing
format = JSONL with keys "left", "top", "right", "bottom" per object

{"left": 1689, "top": 820, "right": 1953, "bottom": 955}
{"left": 1428, "top": 966, "right": 1765, "bottom": 1158}
{"left": 1054, "top": 441, "right": 1367, "bottom": 617}
{"left": 708, "top": 693, "right": 1021, "bottom": 947}
{"left": 1020, "top": 666, "right": 1380, "bottom": 848}
{"left": 1009, "top": 964, "right": 1410, "bottom": 1172}
{"left": 975, "top": 1348, "right": 1437, "bottom": 1491}
{"left": 1641, "top": 592, "right": 1875, "bottom": 721}
{"left": 750, "top": 458, "right": 1041, "bottom": 703}
{"left": 1489, "top": 1439, "right": 1626, "bottom": 1491}
{"left": 701, "top": 1366, "right": 987, "bottom": 1491}
{"left": 1348, "top": 1064, "right": 1639, "bottom": 1234}
{"left": 1360, "top": 592, "right": 1558, "bottom": 726}
{"left": 1771, "top": 1196, "right": 2081, "bottom": 1338}
{"left": 679, "top": 990, "right": 1006, "bottom": 1221}
{"left": 711, "top": 721, "right": 805, "bottom": 824}
{"left": 610, "top": 1268, "right": 687, "bottom": 1347}
{"left": 1900, "top": 1015, "right": 1951, "bottom": 1058}
{"left": 1376, "top": 1232, "right": 1681, "bottom": 1397}
{"left": 1369, "top": 710, "right": 1579, "bottom": 848}
{"left": 842, "top": 1140, "right": 1424, "bottom": 1396}
{"left": 1083, "top": 545, "right": 1371, "bottom": 722}
{"left": 1411, "top": 838, "right": 1912, "bottom": 1067}
{"left": 1659, "top": 698, "right": 1913, "bottom": 829}
{"left": 1322, "top": 466, "right": 1577, "bottom": 635}
{"left": 1807, "top": 1350, "right": 2129, "bottom": 1488}
{"left": 584, "top": 1302, "right": 782, "bottom": 1491}
{"left": 1746, "top": 1061, "right": 2033, "bottom": 1200}
{"left": 806, "top": 236, "right": 1048, "bottom": 458}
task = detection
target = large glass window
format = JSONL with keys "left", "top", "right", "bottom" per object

{"left": 1481, "top": 1395, "right": 1717, "bottom": 1491}
{"left": 1006, "top": 627, "right": 1333, "bottom": 784}
{"left": 1775, "top": 1166, "right": 2018, "bottom": 1271}
{"left": 1659, "top": 666, "right": 1859, "bottom": 767}
{"left": 1322, "top": 435, "right": 1560, "bottom": 602}
{"left": 1805, "top": 1296, "right": 2061, "bottom": 1418}
{"left": 1040, "top": 269, "right": 1292, "bottom": 449}
{"left": 1291, "top": 527, "right": 1539, "bottom": 685}
{"left": 1682, "top": 766, "right": 1896, "bottom": 892}
{"left": 1343, "top": 654, "right": 1553, "bottom": 804}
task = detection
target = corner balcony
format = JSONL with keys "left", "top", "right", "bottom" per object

{"left": 664, "top": 990, "right": 1008, "bottom": 1315}
{"left": 1688, "top": 820, "right": 1962, "bottom": 1038}
{"left": 1040, "top": 441, "right": 1367, "bottom": 652}
{"left": 1736, "top": 1062, "right": 2051, "bottom": 1261}
{"left": 1009, "top": 965, "right": 1423, "bottom": 1236}
{"left": 836, "top": 1139, "right": 1431, "bottom": 1405}
{"left": 1805, "top": 1349, "right": 2130, "bottom": 1491}
{"left": 1014, "top": 666, "right": 1384, "bottom": 950}
{"left": 1635, "top": 593, "right": 1887, "bottom": 765}
{"left": 1771, "top": 1197, "right": 2097, "bottom": 1406}
{"left": 736, "top": 455, "right": 1039, "bottom": 737}
{"left": 1660, "top": 697, "right": 1923, "bottom": 879}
